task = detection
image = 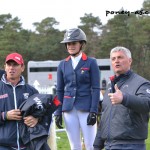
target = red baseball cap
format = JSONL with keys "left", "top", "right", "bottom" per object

{"left": 5, "top": 53, "right": 24, "bottom": 65}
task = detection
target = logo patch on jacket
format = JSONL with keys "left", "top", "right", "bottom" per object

{"left": 33, "top": 96, "right": 43, "bottom": 110}
{"left": 23, "top": 93, "right": 29, "bottom": 99}
{"left": 122, "top": 85, "right": 129, "bottom": 88}
{"left": 146, "top": 89, "right": 150, "bottom": 94}
{"left": 0, "top": 94, "right": 8, "bottom": 99}
{"left": 81, "top": 67, "right": 89, "bottom": 74}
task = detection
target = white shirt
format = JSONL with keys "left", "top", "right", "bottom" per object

{"left": 71, "top": 53, "right": 82, "bottom": 69}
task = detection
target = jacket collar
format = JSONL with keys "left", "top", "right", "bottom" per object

{"left": 2, "top": 74, "right": 25, "bottom": 86}
{"left": 109, "top": 70, "right": 132, "bottom": 82}
{"left": 65, "top": 52, "right": 87, "bottom": 61}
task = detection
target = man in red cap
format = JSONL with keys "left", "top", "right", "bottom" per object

{"left": 0, "top": 52, "right": 39, "bottom": 150}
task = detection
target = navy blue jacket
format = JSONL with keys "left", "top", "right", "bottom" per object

{"left": 0, "top": 75, "right": 38, "bottom": 147}
{"left": 19, "top": 93, "right": 61, "bottom": 150}
{"left": 55, "top": 53, "right": 100, "bottom": 115}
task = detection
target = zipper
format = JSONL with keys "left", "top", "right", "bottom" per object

{"left": 13, "top": 87, "right": 20, "bottom": 150}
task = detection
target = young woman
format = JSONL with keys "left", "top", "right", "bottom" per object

{"left": 55, "top": 28, "right": 100, "bottom": 150}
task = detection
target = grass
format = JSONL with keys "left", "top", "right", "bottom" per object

{"left": 56, "top": 123, "right": 150, "bottom": 150}
{"left": 56, "top": 131, "right": 86, "bottom": 150}
{"left": 56, "top": 131, "right": 70, "bottom": 150}
{"left": 146, "top": 122, "right": 150, "bottom": 150}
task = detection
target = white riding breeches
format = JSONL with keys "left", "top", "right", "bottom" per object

{"left": 63, "top": 108, "right": 97, "bottom": 150}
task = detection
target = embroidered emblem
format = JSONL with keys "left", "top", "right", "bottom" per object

{"left": 123, "top": 85, "right": 129, "bottom": 88}
{"left": 33, "top": 97, "right": 43, "bottom": 110}
{"left": 15, "top": 56, "right": 21, "bottom": 61}
{"left": 108, "top": 87, "right": 111, "bottom": 92}
{"left": 81, "top": 70, "right": 84, "bottom": 74}
{"left": 81, "top": 67, "right": 89, "bottom": 70}
{"left": 146, "top": 89, "right": 150, "bottom": 94}
{"left": 0, "top": 94, "right": 8, "bottom": 99}
{"left": 64, "top": 96, "right": 71, "bottom": 98}
{"left": 23, "top": 93, "right": 29, "bottom": 99}
{"left": 81, "top": 67, "right": 89, "bottom": 74}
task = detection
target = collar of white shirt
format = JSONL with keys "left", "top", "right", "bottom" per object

{"left": 71, "top": 53, "right": 82, "bottom": 69}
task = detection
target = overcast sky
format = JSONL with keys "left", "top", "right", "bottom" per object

{"left": 0, "top": 0, "right": 144, "bottom": 31}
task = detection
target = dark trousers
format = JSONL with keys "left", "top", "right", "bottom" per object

{"left": 0, "top": 146, "right": 27, "bottom": 150}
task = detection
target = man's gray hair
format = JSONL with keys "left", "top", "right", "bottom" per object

{"left": 110, "top": 46, "right": 132, "bottom": 58}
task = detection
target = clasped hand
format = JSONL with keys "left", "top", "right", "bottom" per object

{"left": 6, "top": 109, "right": 38, "bottom": 127}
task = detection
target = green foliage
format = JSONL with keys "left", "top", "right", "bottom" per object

{"left": 79, "top": 13, "right": 102, "bottom": 57}
{"left": 0, "top": 0, "right": 149, "bottom": 80}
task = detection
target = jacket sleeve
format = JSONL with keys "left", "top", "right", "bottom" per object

{"left": 90, "top": 58, "right": 100, "bottom": 113}
{"left": 122, "top": 82, "right": 150, "bottom": 113}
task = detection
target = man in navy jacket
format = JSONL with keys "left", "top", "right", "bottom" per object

{"left": 55, "top": 28, "right": 100, "bottom": 150}
{"left": 0, "top": 53, "right": 38, "bottom": 150}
